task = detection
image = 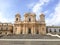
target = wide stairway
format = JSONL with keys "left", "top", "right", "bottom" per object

{"left": 0, "top": 34, "right": 59, "bottom": 39}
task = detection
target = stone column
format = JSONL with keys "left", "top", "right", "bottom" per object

{"left": 25, "top": 24, "right": 28, "bottom": 34}
{"left": 13, "top": 26, "right": 15, "bottom": 34}
{"left": 34, "top": 26, "right": 36, "bottom": 34}
{"left": 23, "top": 25, "right": 25, "bottom": 34}
{"left": 20, "top": 25, "right": 21, "bottom": 34}
{"left": 39, "top": 25, "right": 41, "bottom": 34}
{"left": 31, "top": 25, "right": 34, "bottom": 34}
{"left": 33, "top": 24, "right": 36, "bottom": 34}
{"left": 16, "top": 27, "right": 20, "bottom": 34}
{"left": 40, "top": 25, "right": 43, "bottom": 35}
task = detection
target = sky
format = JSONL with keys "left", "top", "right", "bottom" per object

{"left": 0, "top": 0, "right": 60, "bottom": 26}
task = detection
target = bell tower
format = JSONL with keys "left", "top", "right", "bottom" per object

{"left": 40, "top": 13, "right": 46, "bottom": 35}
{"left": 15, "top": 13, "right": 21, "bottom": 23}
{"left": 40, "top": 13, "right": 45, "bottom": 23}
{"left": 13, "top": 13, "right": 21, "bottom": 34}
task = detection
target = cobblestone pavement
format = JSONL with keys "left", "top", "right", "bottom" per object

{"left": 0, "top": 41, "right": 60, "bottom": 45}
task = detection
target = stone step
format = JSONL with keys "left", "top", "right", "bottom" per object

{"left": 0, "top": 34, "right": 59, "bottom": 39}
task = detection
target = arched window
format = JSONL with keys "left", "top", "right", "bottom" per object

{"left": 54, "top": 29, "right": 56, "bottom": 32}
{"left": 5, "top": 32, "right": 7, "bottom": 34}
{"left": 28, "top": 18, "right": 31, "bottom": 22}
{"left": 50, "top": 29, "right": 52, "bottom": 32}
{"left": 16, "top": 18, "right": 18, "bottom": 21}
{"left": 36, "top": 30, "right": 39, "bottom": 34}
{"left": 21, "top": 30, "right": 22, "bottom": 34}
{"left": 59, "top": 29, "right": 60, "bottom": 32}
{"left": 0, "top": 32, "right": 2, "bottom": 34}
{"left": 42, "top": 28, "right": 44, "bottom": 31}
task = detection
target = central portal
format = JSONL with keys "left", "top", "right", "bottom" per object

{"left": 28, "top": 28, "right": 31, "bottom": 34}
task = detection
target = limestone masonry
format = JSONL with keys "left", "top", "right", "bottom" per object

{"left": 14, "top": 13, "right": 46, "bottom": 35}
{"left": 0, "top": 12, "right": 60, "bottom": 35}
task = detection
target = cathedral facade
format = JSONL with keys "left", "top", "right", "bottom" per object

{"left": 13, "top": 13, "right": 46, "bottom": 35}
{"left": 0, "top": 12, "right": 60, "bottom": 35}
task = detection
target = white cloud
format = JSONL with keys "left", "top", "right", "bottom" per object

{"left": 40, "top": 0, "right": 50, "bottom": 3}
{"left": 0, "top": 1, "right": 14, "bottom": 23}
{"left": 32, "top": 0, "right": 50, "bottom": 14}
{"left": 27, "top": 3, "right": 35, "bottom": 8}
{"left": 0, "top": 1, "right": 11, "bottom": 11}
{"left": 0, "top": 14, "right": 14, "bottom": 23}
{"left": 29, "top": 0, "right": 50, "bottom": 20}
{"left": 0, "top": 12, "right": 14, "bottom": 23}
{"left": 29, "top": 0, "right": 60, "bottom": 26}
{"left": 30, "top": 0, "right": 60, "bottom": 26}
{"left": 28, "top": 0, "right": 50, "bottom": 21}
{"left": 0, "top": 12, "right": 8, "bottom": 22}
{"left": 46, "top": 2, "right": 60, "bottom": 26}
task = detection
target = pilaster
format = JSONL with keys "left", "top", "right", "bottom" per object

{"left": 31, "top": 25, "right": 34, "bottom": 34}
{"left": 23, "top": 25, "right": 25, "bottom": 34}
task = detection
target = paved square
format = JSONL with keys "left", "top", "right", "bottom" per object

{"left": 0, "top": 41, "right": 60, "bottom": 45}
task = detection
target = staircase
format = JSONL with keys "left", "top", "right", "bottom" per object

{"left": 0, "top": 34, "right": 59, "bottom": 39}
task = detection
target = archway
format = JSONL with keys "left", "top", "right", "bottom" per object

{"left": 36, "top": 30, "right": 39, "bottom": 34}
{"left": 21, "top": 30, "right": 23, "bottom": 34}
{"left": 28, "top": 28, "right": 31, "bottom": 34}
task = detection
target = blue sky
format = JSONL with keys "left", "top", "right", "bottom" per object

{"left": 0, "top": 0, "right": 60, "bottom": 26}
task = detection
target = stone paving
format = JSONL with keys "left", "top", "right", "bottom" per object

{"left": 0, "top": 41, "right": 60, "bottom": 45}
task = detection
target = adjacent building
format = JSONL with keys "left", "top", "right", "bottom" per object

{"left": 0, "top": 23, "right": 13, "bottom": 35}
{"left": 46, "top": 26, "right": 60, "bottom": 34}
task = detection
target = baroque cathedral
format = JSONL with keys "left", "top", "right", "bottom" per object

{"left": 13, "top": 13, "right": 46, "bottom": 35}
{"left": 0, "top": 12, "right": 46, "bottom": 35}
